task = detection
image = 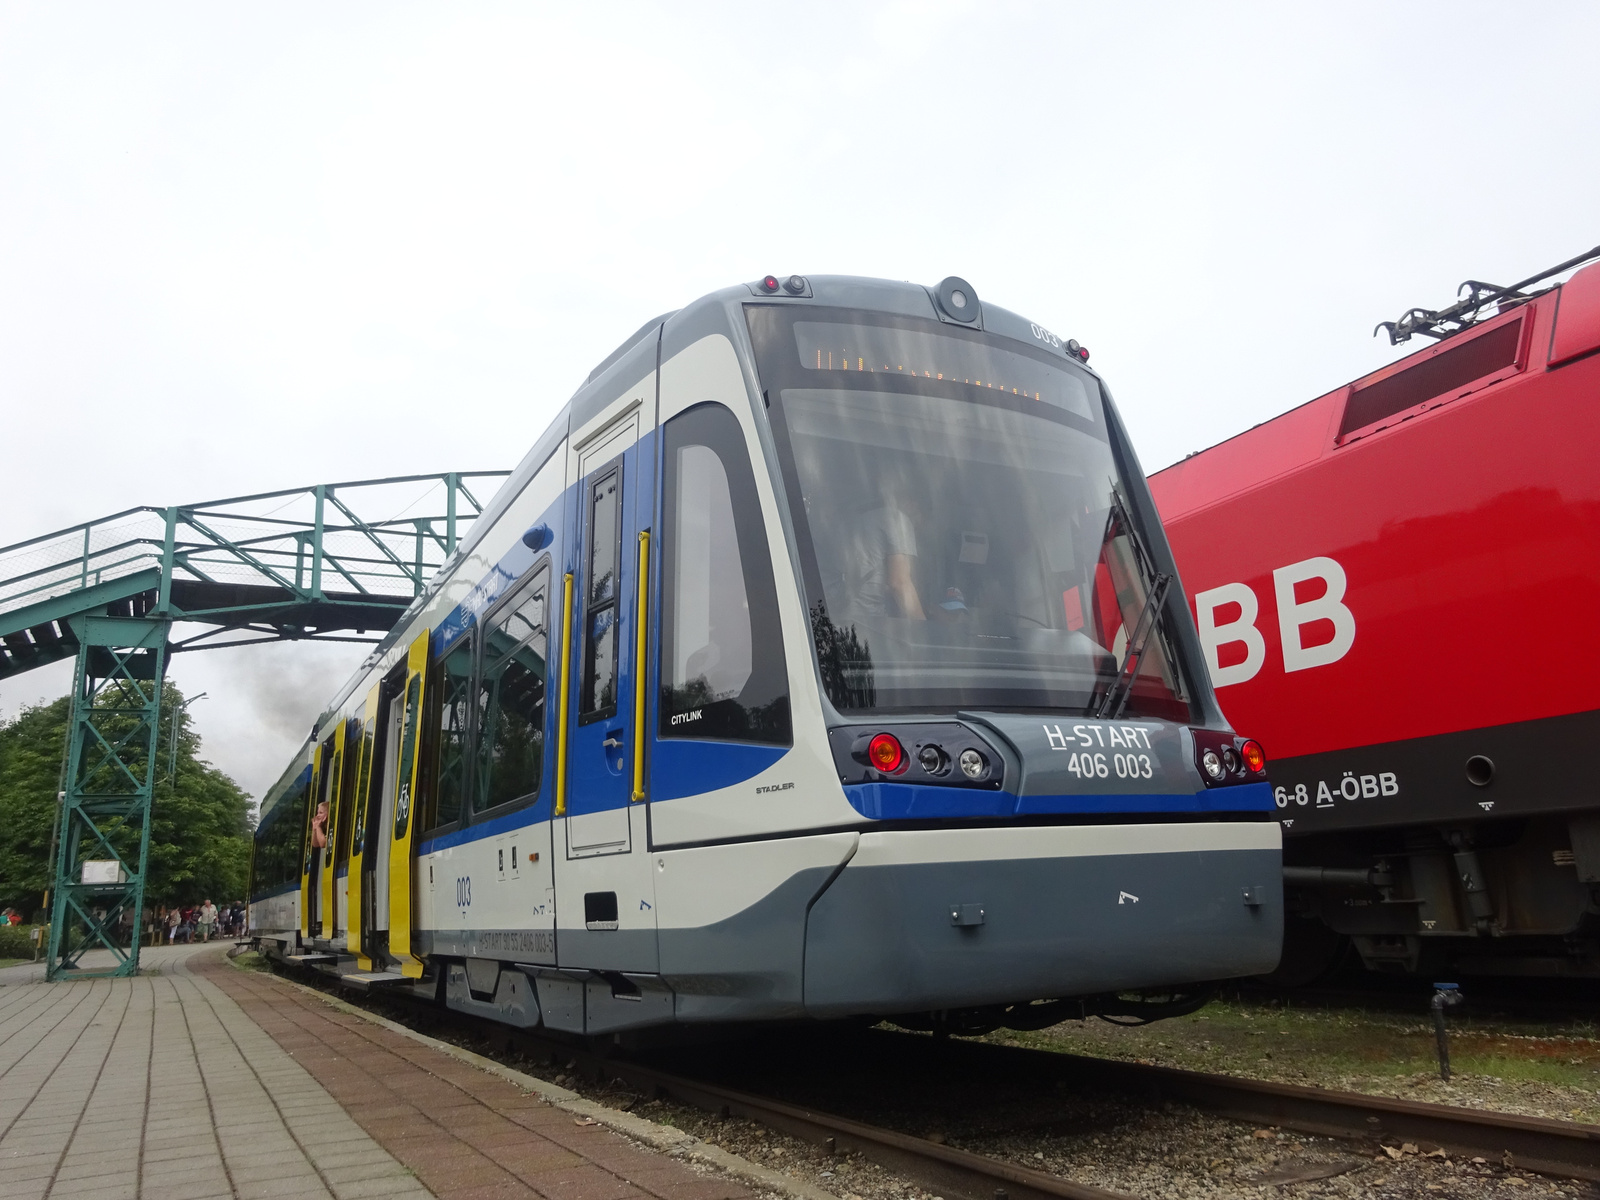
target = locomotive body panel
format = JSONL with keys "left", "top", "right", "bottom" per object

{"left": 1150, "top": 257, "right": 1600, "bottom": 975}
{"left": 1152, "top": 283, "right": 1600, "bottom": 834}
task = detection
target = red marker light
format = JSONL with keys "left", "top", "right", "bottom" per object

{"left": 1240, "top": 739, "right": 1266, "bottom": 774}
{"left": 868, "top": 732, "right": 905, "bottom": 773}
{"left": 761, "top": 275, "right": 780, "bottom": 293}
{"left": 1077, "top": 347, "right": 1090, "bottom": 361}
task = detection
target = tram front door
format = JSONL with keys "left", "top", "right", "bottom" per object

{"left": 557, "top": 406, "right": 658, "bottom": 975}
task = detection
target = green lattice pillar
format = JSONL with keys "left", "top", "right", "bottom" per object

{"left": 46, "top": 615, "right": 171, "bottom": 980}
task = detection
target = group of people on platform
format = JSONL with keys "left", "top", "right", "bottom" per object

{"left": 2, "top": 900, "right": 249, "bottom": 952}
{"left": 148, "top": 900, "right": 246, "bottom": 945}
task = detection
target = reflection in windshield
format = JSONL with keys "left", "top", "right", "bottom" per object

{"left": 754, "top": 310, "right": 1190, "bottom": 719}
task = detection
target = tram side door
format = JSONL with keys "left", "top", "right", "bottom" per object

{"left": 354, "top": 662, "right": 407, "bottom": 968}
{"left": 384, "top": 632, "right": 431, "bottom": 978}
{"left": 347, "top": 680, "right": 383, "bottom": 968}
{"left": 557, "top": 409, "right": 658, "bottom": 973}
{"left": 300, "top": 736, "right": 333, "bottom": 944}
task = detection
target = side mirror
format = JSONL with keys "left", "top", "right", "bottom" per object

{"left": 522, "top": 523, "right": 553, "bottom": 552}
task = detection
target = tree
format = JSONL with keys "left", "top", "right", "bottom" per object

{"left": 0, "top": 683, "right": 255, "bottom": 916}
{"left": 0, "top": 696, "right": 68, "bottom": 919}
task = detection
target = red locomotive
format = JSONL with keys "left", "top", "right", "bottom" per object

{"left": 1150, "top": 248, "right": 1600, "bottom": 980}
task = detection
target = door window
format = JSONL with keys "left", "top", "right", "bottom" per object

{"left": 350, "top": 720, "right": 374, "bottom": 857}
{"left": 308, "top": 737, "right": 334, "bottom": 870}
{"left": 334, "top": 720, "right": 360, "bottom": 865}
{"left": 475, "top": 570, "right": 550, "bottom": 813}
{"left": 424, "top": 641, "right": 473, "bottom": 832}
{"left": 581, "top": 464, "right": 623, "bottom": 723}
{"left": 659, "top": 403, "right": 791, "bottom": 744}
{"left": 393, "top": 673, "right": 423, "bottom": 839}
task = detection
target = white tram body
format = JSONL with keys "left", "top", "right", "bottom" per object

{"left": 250, "top": 275, "right": 1282, "bottom": 1034}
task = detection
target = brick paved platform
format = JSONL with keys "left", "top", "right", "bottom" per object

{"left": 0, "top": 946, "right": 763, "bottom": 1200}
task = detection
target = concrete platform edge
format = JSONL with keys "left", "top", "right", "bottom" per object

{"left": 236, "top": 958, "right": 841, "bottom": 1200}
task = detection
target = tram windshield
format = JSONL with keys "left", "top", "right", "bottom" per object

{"left": 750, "top": 306, "right": 1190, "bottom": 720}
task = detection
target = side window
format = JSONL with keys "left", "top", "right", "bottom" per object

{"left": 351, "top": 721, "right": 374, "bottom": 856}
{"left": 580, "top": 465, "right": 622, "bottom": 723}
{"left": 283, "top": 780, "right": 308, "bottom": 888}
{"left": 475, "top": 569, "right": 549, "bottom": 813}
{"left": 660, "top": 403, "right": 791, "bottom": 744}
{"left": 425, "top": 639, "right": 473, "bottom": 832}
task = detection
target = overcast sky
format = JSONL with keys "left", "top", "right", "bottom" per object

{"left": 3, "top": 2, "right": 1597, "bottom": 801}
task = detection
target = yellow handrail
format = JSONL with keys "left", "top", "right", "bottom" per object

{"left": 555, "top": 572, "right": 574, "bottom": 816}
{"left": 632, "top": 531, "right": 650, "bottom": 802}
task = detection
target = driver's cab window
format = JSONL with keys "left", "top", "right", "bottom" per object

{"left": 659, "top": 403, "right": 790, "bottom": 745}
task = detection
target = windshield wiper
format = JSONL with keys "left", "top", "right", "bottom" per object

{"left": 1094, "top": 491, "right": 1175, "bottom": 719}
{"left": 1097, "top": 571, "right": 1172, "bottom": 719}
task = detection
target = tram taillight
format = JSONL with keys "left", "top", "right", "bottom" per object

{"left": 1241, "top": 739, "right": 1266, "bottom": 774}
{"left": 759, "top": 275, "right": 781, "bottom": 293}
{"left": 868, "top": 732, "right": 905, "bottom": 774}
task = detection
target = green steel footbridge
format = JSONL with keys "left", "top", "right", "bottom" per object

{"left": 0, "top": 472, "right": 509, "bottom": 979}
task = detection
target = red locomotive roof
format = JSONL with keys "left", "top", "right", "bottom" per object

{"left": 1151, "top": 261, "right": 1600, "bottom": 763}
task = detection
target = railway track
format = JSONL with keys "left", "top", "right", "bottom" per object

{"left": 588, "top": 1035, "right": 1600, "bottom": 1188}
{"left": 271, "top": 960, "right": 1600, "bottom": 1194}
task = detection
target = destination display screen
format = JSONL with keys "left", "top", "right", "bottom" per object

{"left": 793, "top": 320, "right": 1096, "bottom": 420}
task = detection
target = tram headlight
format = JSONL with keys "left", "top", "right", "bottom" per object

{"left": 868, "top": 732, "right": 905, "bottom": 774}
{"left": 1222, "top": 747, "right": 1240, "bottom": 774}
{"left": 959, "top": 748, "right": 988, "bottom": 780}
{"left": 1201, "top": 749, "right": 1225, "bottom": 780}
{"left": 935, "top": 276, "right": 980, "bottom": 324}
{"left": 1240, "top": 739, "right": 1266, "bottom": 774}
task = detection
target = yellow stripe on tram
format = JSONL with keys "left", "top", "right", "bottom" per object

{"left": 632, "top": 531, "right": 650, "bottom": 803}
{"left": 555, "top": 572, "right": 574, "bottom": 817}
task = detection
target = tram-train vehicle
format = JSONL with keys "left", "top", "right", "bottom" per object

{"left": 1149, "top": 248, "right": 1600, "bottom": 982}
{"left": 249, "top": 272, "right": 1282, "bottom": 1036}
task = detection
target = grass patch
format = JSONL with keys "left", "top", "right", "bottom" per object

{"left": 229, "top": 950, "right": 274, "bottom": 973}
{"left": 0, "top": 958, "right": 28, "bottom": 969}
{"left": 982, "top": 996, "right": 1600, "bottom": 1122}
